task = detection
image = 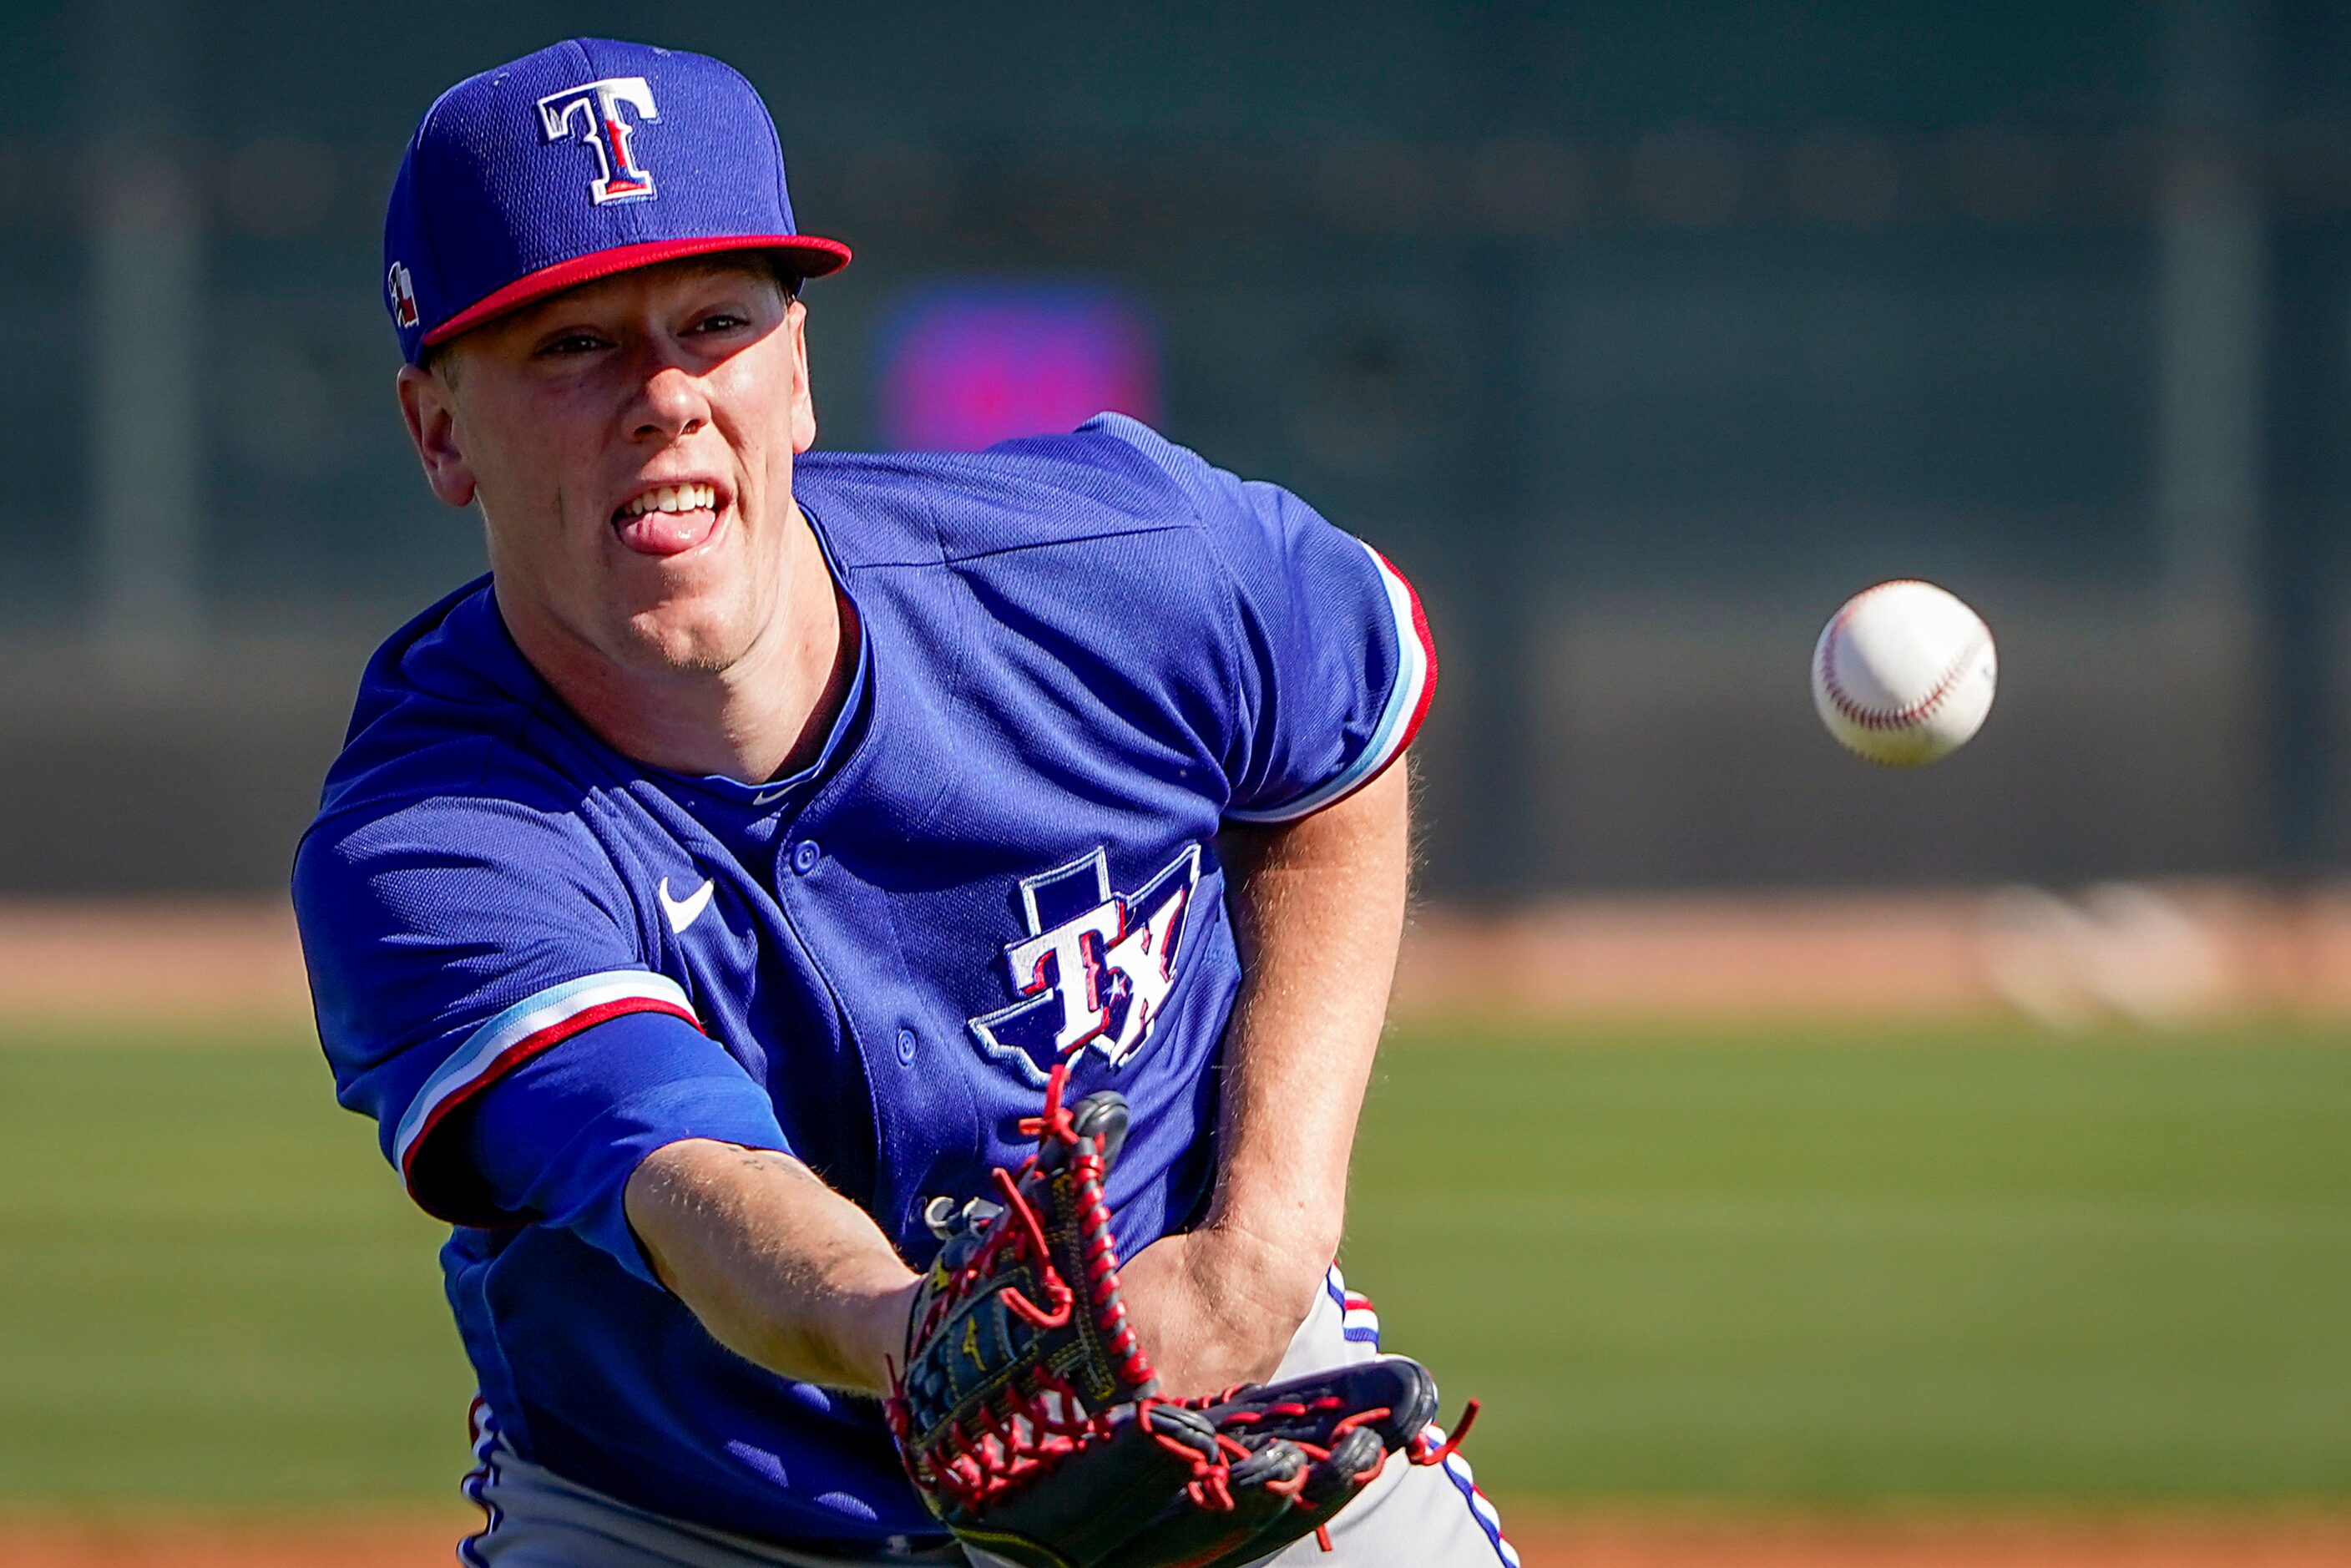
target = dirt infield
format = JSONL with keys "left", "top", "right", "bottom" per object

{"left": 16, "top": 883, "right": 2351, "bottom": 1032}
{"left": 0, "top": 902, "right": 313, "bottom": 1028}
{"left": 8, "top": 1517, "right": 2351, "bottom": 1567}
{"left": 1528, "top": 1519, "right": 2351, "bottom": 1566}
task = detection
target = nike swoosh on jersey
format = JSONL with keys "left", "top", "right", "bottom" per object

{"left": 751, "top": 786, "right": 791, "bottom": 806}
{"left": 659, "top": 876, "right": 715, "bottom": 934}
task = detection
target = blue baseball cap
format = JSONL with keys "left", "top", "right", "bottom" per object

{"left": 383, "top": 38, "right": 850, "bottom": 363}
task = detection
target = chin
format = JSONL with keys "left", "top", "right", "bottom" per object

{"left": 619, "top": 597, "right": 755, "bottom": 676}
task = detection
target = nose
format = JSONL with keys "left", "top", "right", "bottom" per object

{"left": 626, "top": 354, "right": 711, "bottom": 443}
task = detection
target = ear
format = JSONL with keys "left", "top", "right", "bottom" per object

{"left": 785, "top": 298, "right": 817, "bottom": 454}
{"left": 397, "top": 361, "right": 478, "bottom": 508}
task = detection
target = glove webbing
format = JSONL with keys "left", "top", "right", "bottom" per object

{"left": 1185, "top": 1387, "right": 1485, "bottom": 1551}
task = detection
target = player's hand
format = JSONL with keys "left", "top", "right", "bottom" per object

{"left": 1113, "top": 1222, "right": 1324, "bottom": 1398}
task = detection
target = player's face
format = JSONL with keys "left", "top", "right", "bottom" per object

{"left": 397, "top": 257, "right": 817, "bottom": 679}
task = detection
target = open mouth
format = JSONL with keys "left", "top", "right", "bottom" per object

{"left": 613, "top": 482, "right": 722, "bottom": 558}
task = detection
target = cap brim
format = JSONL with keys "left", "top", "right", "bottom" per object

{"left": 422, "top": 234, "right": 852, "bottom": 348}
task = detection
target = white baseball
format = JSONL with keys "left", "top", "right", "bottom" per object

{"left": 1811, "top": 580, "right": 1997, "bottom": 766}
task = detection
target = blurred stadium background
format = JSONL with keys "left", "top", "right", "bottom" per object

{"left": 5, "top": 2, "right": 2350, "bottom": 1565}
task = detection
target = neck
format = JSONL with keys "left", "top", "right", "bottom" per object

{"left": 507, "top": 505, "right": 853, "bottom": 784}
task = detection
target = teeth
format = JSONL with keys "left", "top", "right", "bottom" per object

{"left": 620, "top": 483, "right": 716, "bottom": 518}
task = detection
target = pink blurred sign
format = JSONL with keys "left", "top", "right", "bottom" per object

{"left": 877, "top": 284, "right": 1162, "bottom": 452}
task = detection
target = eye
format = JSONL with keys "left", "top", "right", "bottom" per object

{"left": 688, "top": 310, "right": 752, "bottom": 336}
{"left": 534, "top": 331, "right": 610, "bottom": 358}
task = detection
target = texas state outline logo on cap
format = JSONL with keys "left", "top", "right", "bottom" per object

{"left": 382, "top": 38, "right": 850, "bottom": 363}
{"left": 387, "top": 261, "right": 420, "bottom": 328}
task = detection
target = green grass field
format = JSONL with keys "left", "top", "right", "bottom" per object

{"left": 3, "top": 1022, "right": 2348, "bottom": 1515}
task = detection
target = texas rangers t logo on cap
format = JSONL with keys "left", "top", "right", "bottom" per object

{"left": 382, "top": 39, "right": 849, "bottom": 362}
{"left": 538, "top": 76, "right": 660, "bottom": 205}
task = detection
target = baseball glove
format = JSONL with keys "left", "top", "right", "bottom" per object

{"left": 885, "top": 1065, "right": 1467, "bottom": 1568}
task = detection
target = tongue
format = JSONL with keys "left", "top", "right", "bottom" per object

{"left": 614, "top": 506, "right": 717, "bottom": 558}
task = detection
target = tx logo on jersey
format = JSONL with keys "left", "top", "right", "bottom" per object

{"left": 968, "top": 845, "right": 1201, "bottom": 1088}
{"left": 537, "top": 76, "right": 660, "bottom": 205}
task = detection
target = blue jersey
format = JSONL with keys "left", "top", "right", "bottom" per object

{"left": 293, "top": 415, "right": 1435, "bottom": 1548}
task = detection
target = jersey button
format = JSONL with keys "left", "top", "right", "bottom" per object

{"left": 896, "top": 1028, "right": 918, "bottom": 1065}
{"left": 790, "top": 839, "right": 821, "bottom": 875}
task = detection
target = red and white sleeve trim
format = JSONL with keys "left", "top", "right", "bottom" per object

{"left": 1225, "top": 539, "right": 1438, "bottom": 824}
{"left": 1322, "top": 1264, "right": 1384, "bottom": 1346}
{"left": 391, "top": 969, "right": 700, "bottom": 1191}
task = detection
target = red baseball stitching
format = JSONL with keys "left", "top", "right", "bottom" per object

{"left": 1818, "top": 580, "right": 1986, "bottom": 732}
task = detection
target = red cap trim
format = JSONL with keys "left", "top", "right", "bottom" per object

{"left": 422, "top": 233, "right": 852, "bottom": 348}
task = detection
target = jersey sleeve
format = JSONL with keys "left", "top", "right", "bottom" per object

{"left": 293, "top": 792, "right": 790, "bottom": 1254}
{"left": 458, "top": 1007, "right": 789, "bottom": 1284}
{"left": 1092, "top": 415, "right": 1437, "bottom": 822}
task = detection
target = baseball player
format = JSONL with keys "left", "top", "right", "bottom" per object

{"left": 295, "top": 38, "right": 1513, "bottom": 1568}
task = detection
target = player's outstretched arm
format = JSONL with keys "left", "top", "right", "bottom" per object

{"left": 625, "top": 1141, "right": 920, "bottom": 1396}
{"left": 1119, "top": 757, "right": 1412, "bottom": 1395}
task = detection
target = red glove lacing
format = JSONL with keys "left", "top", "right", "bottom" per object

{"left": 892, "top": 1062, "right": 1240, "bottom": 1510}
{"left": 890, "top": 1060, "right": 1485, "bottom": 1531}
